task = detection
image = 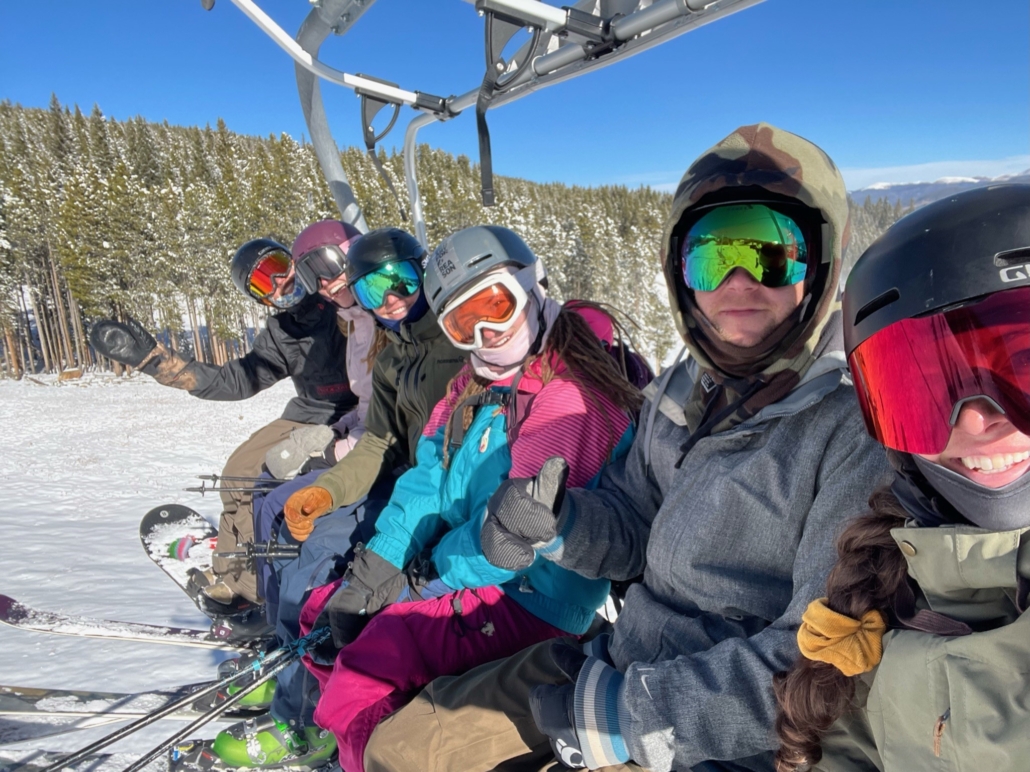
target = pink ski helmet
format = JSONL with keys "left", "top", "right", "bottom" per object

{"left": 292, "top": 220, "right": 363, "bottom": 294}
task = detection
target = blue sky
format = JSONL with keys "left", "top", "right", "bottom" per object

{"left": 2, "top": 0, "right": 1027, "bottom": 191}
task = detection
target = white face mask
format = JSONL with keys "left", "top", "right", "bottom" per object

{"left": 471, "top": 305, "right": 540, "bottom": 380}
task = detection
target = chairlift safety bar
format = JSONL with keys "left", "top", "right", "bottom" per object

{"left": 222, "top": 0, "right": 765, "bottom": 247}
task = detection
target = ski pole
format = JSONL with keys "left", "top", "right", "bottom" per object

{"left": 120, "top": 628, "right": 330, "bottom": 772}
{"left": 196, "top": 474, "right": 285, "bottom": 483}
{"left": 214, "top": 542, "right": 301, "bottom": 561}
{"left": 41, "top": 641, "right": 301, "bottom": 772}
{"left": 185, "top": 485, "right": 279, "bottom": 494}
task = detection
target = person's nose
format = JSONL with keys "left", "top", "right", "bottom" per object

{"left": 953, "top": 398, "right": 1008, "bottom": 436}
{"left": 719, "top": 267, "right": 760, "bottom": 291}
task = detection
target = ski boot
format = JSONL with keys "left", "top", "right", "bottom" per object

{"left": 169, "top": 715, "right": 336, "bottom": 771}
{"left": 193, "top": 651, "right": 277, "bottom": 713}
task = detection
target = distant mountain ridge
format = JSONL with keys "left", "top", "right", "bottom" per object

{"left": 849, "top": 170, "right": 1030, "bottom": 207}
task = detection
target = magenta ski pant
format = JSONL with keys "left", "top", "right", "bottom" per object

{"left": 299, "top": 582, "right": 567, "bottom": 772}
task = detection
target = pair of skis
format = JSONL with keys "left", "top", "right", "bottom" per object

{"left": 0, "top": 505, "right": 295, "bottom": 768}
{"left": 0, "top": 504, "right": 252, "bottom": 652}
{"left": 29, "top": 628, "right": 328, "bottom": 772}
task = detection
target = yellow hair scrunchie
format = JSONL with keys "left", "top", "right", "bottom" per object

{"left": 796, "top": 598, "right": 887, "bottom": 677}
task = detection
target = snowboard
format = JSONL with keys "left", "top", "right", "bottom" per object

{"left": 140, "top": 505, "right": 274, "bottom": 643}
{"left": 139, "top": 504, "right": 218, "bottom": 609}
{"left": 0, "top": 594, "right": 241, "bottom": 651}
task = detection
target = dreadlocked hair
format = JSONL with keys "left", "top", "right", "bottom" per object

{"left": 533, "top": 301, "right": 643, "bottom": 416}
{"left": 773, "top": 485, "right": 910, "bottom": 771}
{"left": 441, "top": 301, "right": 645, "bottom": 470}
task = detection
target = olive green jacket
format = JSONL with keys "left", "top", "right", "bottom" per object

{"left": 817, "top": 524, "right": 1030, "bottom": 771}
{"left": 316, "top": 310, "right": 466, "bottom": 508}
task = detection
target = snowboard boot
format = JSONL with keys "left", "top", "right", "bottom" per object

{"left": 170, "top": 714, "right": 336, "bottom": 770}
{"left": 187, "top": 568, "right": 253, "bottom": 616}
{"left": 202, "top": 580, "right": 238, "bottom": 606}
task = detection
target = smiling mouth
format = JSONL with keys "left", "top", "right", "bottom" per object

{"left": 960, "top": 450, "right": 1030, "bottom": 474}
{"left": 485, "top": 331, "right": 514, "bottom": 348}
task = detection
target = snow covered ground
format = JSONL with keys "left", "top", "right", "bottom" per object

{"left": 0, "top": 374, "right": 297, "bottom": 769}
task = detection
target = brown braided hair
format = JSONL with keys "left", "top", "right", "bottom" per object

{"left": 441, "top": 301, "right": 644, "bottom": 468}
{"left": 773, "top": 485, "right": 910, "bottom": 771}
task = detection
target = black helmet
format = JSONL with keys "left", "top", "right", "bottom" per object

{"left": 844, "top": 184, "right": 1030, "bottom": 358}
{"left": 230, "top": 238, "right": 300, "bottom": 307}
{"left": 424, "top": 225, "right": 542, "bottom": 316}
{"left": 344, "top": 227, "right": 426, "bottom": 286}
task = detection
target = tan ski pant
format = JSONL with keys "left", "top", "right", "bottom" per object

{"left": 364, "top": 638, "right": 647, "bottom": 772}
{"left": 212, "top": 417, "right": 308, "bottom": 602}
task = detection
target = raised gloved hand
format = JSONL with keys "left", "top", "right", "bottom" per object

{"left": 481, "top": 456, "right": 571, "bottom": 571}
{"left": 265, "top": 425, "right": 336, "bottom": 480}
{"left": 89, "top": 317, "right": 159, "bottom": 370}
{"left": 315, "top": 546, "right": 428, "bottom": 649}
{"left": 530, "top": 638, "right": 630, "bottom": 770}
{"left": 283, "top": 486, "right": 335, "bottom": 541}
{"left": 89, "top": 317, "right": 193, "bottom": 387}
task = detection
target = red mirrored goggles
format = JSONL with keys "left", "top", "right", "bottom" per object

{"left": 848, "top": 286, "right": 1030, "bottom": 454}
{"left": 249, "top": 250, "right": 292, "bottom": 301}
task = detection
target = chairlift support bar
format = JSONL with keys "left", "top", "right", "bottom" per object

{"left": 229, "top": 0, "right": 433, "bottom": 109}
{"left": 222, "top": 0, "right": 763, "bottom": 246}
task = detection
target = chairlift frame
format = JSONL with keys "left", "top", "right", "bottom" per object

{"left": 221, "top": 0, "right": 765, "bottom": 248}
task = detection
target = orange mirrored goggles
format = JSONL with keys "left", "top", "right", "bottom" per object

{"left": 440, "top": 282, "right": 523, "bottom": 348}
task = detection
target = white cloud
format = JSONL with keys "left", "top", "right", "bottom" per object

{"left": 842, "top": 155, "right": 1030, "bottom": 190}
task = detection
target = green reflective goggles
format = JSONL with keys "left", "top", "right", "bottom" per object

{"left": 680, "top": 204, "right": 808, "bottom": 292}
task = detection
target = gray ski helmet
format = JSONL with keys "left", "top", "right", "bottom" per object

{"left": 844, "top": 184, "right": 1030, "bottom": 359}
{"left": 344, "top": 227, "right": 426, "bottom": 286}
{"left": 231, "top": 238, "right": 293, "bottom": 303}
{"left": 425, "top": 226, "right": 541, "bottom": 315}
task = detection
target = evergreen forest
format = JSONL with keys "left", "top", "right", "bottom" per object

{"left": 0, "top": 96, "right": 910, "bottom": 377}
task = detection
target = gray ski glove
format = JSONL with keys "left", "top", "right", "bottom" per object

{"left": 265, "top": 425, "right": 335, "bottom": 480}
{"left": 481, "top": 456, "right": 570, "bottom": 572}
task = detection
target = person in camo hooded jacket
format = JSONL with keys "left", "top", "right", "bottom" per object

{"left": 362, "top": 123, "right": 892, "bottom": 772}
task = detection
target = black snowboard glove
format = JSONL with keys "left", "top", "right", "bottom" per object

{"left": 531, "top": 641, "right": 589, "bottom": 769}
{"left": 530, "top": 637, "right": 631, "bottom": 770}
{"left": 315, "top": 546, "right": 434, "bottom": 650}
{"left": 481, "top": 456, "right": 571, "bottom": 571}
{"left": 89, "top": 317, "right": 159, "bottom": 371}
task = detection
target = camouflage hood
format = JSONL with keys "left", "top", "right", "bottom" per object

{"left": 661, "top": 123, "right": 850, "bottom": 434}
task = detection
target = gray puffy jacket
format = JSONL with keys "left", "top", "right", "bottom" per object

{"left": 555, "top": 352, "right": 891, "bottom": 771}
